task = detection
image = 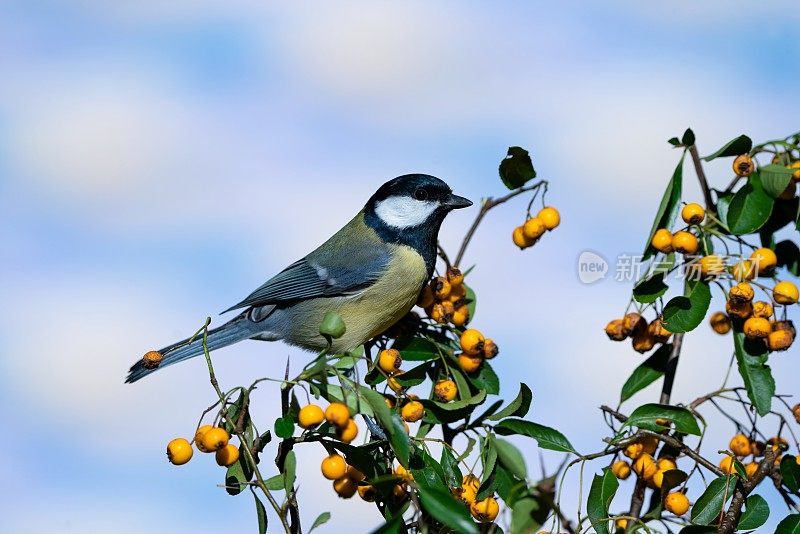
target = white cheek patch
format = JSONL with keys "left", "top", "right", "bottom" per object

{"left": 375, "top": 196, "right": 439, "bottom": 228}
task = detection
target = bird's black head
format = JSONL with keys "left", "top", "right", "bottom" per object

{"left": 364, "top": 174, "right": 472, "bottom": 274}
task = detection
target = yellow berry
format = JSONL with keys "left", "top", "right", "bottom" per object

{"left": 658, "top": 458, "right": 677, "bottom": 471}
{"left": 632, "top": 453, "right": 658, "bottom": 479}
{"left": 605, "top": 319, "right": 626, "bottom": 341}
{"left": 729, "top": 282, "right": 755, "bottom": 304}
{"left": 325, "top": 402, "right": 351, "bottom": 429}
{"left": 167, "top": 438, "right": 193, "bottom": 465}
{"left": 387, "top": 374, "right": 405, "bottom": 393}
{"left": 651, "top": 469, "right": 665, "bottom": 489}
{"left": 537, "top": 206, "right": 561, "bottom": 230}
{"left": 651, "top": 229, "right": 673, "bottom": 253}
{"left": 621, "top": 313, "right": 644, "bottom": 337}
{"left": 512, "top": 226, "right": 534, "bottom": 249}
{"left": 333, "top": 476, "right": 357, "bottom": 498}
{"left": 337, "top": 418, "right": 359, "bottom": 443}
{"left": 767, "top": 329, "right": 794, "bottom": 351}
{"left": 460, "top": 329, "right": 485, "bottom": 355}
{"left": 750, "top": 248, "right": 778, "bottom": 274}
{"left": 774, "top": 281, "right": 799, "bottom": 305}
{"left": 298, "top": 404, "right": 325, "bottom": 429}
{"left": 611, "top": 460, "right": 631, "bottom": 480}
{"left": 194, "top": 425, "right": 214, "bottom": 452}
{"left": 321, "top": 454, "right": 348, "bottom": 480}
{"left": 470, "top": 496, "right": 500, "bottom": 523}
{"left": 432, "top": 276, "right": 451, "bottom": 300}
{"left": 458, "top": 353, "right": 482, "bottom": 373}
{"left": 729, "top": 434, "right": 752, "bottom": 456}
{"left": 615, "top": 518, "right": 628, "bottom": 530}
{"left": 624, "top": 442, "right": 644, "bottom": 460}
{"left": 446, "top": 266, "right": 464, "bottom": 286}
{"left": 745, "top": 462, "right": 758, "bottom": 478}
{"left": 200, "top": 427, "right": 229, "bottom": 452}
{"left": 681, "top": 203, "right": 705, "bottom": 225}
{"left": 215, "top": 443, "right": 240, "bottom": 467}
{"left": 698, "top": 255, "right": 725, "bottom": 278}
{"left": 522, "top": 217, "right": 546, "bottom": 240}
{"left": 377, "top": 348, "right": 402, "bottom": 375}
{"left": 434, "top": 379, "right": 458, "bottom": 402}
{"left": 401, "top": 400, "right": 425, "bottom": 423}
{"left": 672, "top": 231, "right": 698, "bottom": 255}
{"left": 789, "top": 161, "right": 800, "bottom": 182}
{"left": 394, "top": 464, "right": 414, "bottom": 482}
{"left": 719, "top": 456, "right": 736, "bottom": 475}
{"left": 731, "top": 259, "right": 756, "bottom": 282}
{"left": 709, "top": 312, "right": 731, "bottom": 334}
{"left": 743, "top": 317, "right": 771, "bottom": 339}
{"left": 664, "top": 491, "right": 690, "bottom": 516}
{"left": 726, "top": 299, "right": 753, "bottom": 320}
{"left": 142, "top": 350, "right": 163, "bottom": 369}
{"left": 648, "top": 318, "right": 671, "bottom": 343}
{"left": 752, "top": 301, "right": 774, "bottom": 319}
{"left": 733, "top": 154, "right": 755, "bottom": 177}
{"left": 483, "top": 338, "right": 499, "bottom": 359}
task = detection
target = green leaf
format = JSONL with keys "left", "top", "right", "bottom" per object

{"left": 661, "top": 469, "right": 688, "bottom": 494}
{"left": 319, "top": 310, "right": 346, "bottom": 339}
{"left": 776, "top": 514, "right": 800, "bottom": 534}
{"left": 633, "top": 272, "right": 669, "bottom": 304}
{"left": 668, "top": 136, "right": 681, "bottom": 146}
{"left": 468, "top": 361, "right": 500, "bottom": 395}
{"left": 733, "top": 328, "right": 774, "bottom": 417}
{"left": 781, "top": 455, "right": 800, "bottom": 492}
{"left": 465, "top": 283, "right": 477, "bottom": 321}
{"left": 494, "top": 418, "right": 576, "bottom": 453}
{"left": 681, "top": 128, "right": 695, "bottom": 147}
{"left": 494, "top": 438, "right": 527, "bottom": 479}
{"left": 263, "top": 473, "right": 285, "bottom": 490}
{"left": 489, "top": 383, "right": 533, "bottom": 421}
{"left": 727, "top": 174, "right": 775, "bottom": 235}
{"left": 776, "top": 240, "right": 800, "bottom": 276}
{"left": 587, "top": 468, "right": 619, "bottom": 534}
{"left": 624, "top": 403, "right": 701, "bottom": 436}
{"left": 511, "top": 496, "right": 544, "bottom": 534}
{"left": 274, "top": 416, "right": 294, "bottom": 439}
{"left": 702, "top": 134, "right": 752, "bottom": 161}
{"left": 738, "top": 494, "right": 769, "bottom": 530}
{"left": 662, "top": 279, "right": 711, "bottom": 333}
{"left": 690, "top": 476, "right": 736, "bottom": 524}
{"left": 360, "top": 387, "right": 412, "bottom": 467}
{"left": 620, "top": 343, "right": 671, "bottom": 403}
{"left": 253, "top": 492, "right": 268, "bottom": 534}
{"left": 284, "top": 450, "right": 296, "bottom": 495}
{"left": 225, "top": 459, "right": 249, "bottom": 495}
{"left": 394, "top": 361, "right": 433, "bottom": 387}
{"left": 499, "top": 146, "right": 537, "bottom": 190}
{"left": 415, "top": 482, "right": 479, "bottom": 534}
{"left": 309, "top": 512, "right": 332, "bottom": 532}
{"left": 716, "top": 192, "right": 734, "bottom": 231}
{"left": 643, "top": 154, "right": 684, "bottom": 260}
{"left": 441, "top": 446, "right": 463, "bottom": 488}
{"left": 760, "top": 164, "right": 794, "bottom": 198}
{"left": 391, "top": 336, "right": 440, "bottom": 361}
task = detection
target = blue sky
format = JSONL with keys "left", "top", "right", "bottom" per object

{"left": 1, "top": 1, "right": 799, "bottom": 532}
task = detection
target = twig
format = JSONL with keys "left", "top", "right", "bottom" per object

{"left": 453, "top": 181, "right": 546, "bottom": 266}
{"left": 688, "top": 145, "right": 716, "bottom": 215}
{"left": 660, "top": 333, "right": 684, "bottom": 404}
{"left": 200, "top": 318, "right": 292, "bottom": 534}
{"left": 718, "top": 447, "right": 778, "bottom": 534}
{"left": 275, "top": 357, "right": 301, "bottom": 534}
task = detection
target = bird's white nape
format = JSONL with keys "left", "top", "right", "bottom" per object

{"left": 374, "top": 196, "right": 439, "bottom": 228}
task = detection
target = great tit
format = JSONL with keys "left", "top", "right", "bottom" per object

{"left": 126, "top": 174, "right": 472, "bottom": 383}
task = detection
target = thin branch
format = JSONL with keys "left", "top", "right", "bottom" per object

{"left": 660, "top": 333, "right": 684, "bottom": 404}
{"left": 718, "top": 447, "right": 778, "bottom": 534}
{"left": 688, "top": 145, "right": 716, "bottom": 214}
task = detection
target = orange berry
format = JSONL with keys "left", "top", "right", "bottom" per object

{"left": 200, "top": 427, "right": 229, "bottom": 452}
{"left": 215, "top": 444, "right": 240, "bottom": 466}
{"left": 431, "top": 276, "right": 451, "bottom": 300}
{"left": 729, "top": 434, "right": 752, "bottom": 456}
{"left": 337, "top": 418, "right": 359, "bottom": 443}
{"left": 458, "top": 353, "right": 482, "bottom": 373}
{"left": 709, "top": 311, "right": 731, "bottom": 334}
{"left": 401, "top": 400, "right": 425, "bottom": 423}
{"left": 512, "top": 226, "right": 534, "bottom": 249}
{"left": 142, "top": 350, "right": 163, "bottom": 369}
{"left": 321, "top": 454, "right": 348, "bottom": 480}
{"left": 537, "top": 206, "right": 561, "bottom": 230}
{"left": 167, "top": 438, "right": 193, "bottom": 465}
{"left": 672, "top": 231, "right": 698, "bottom": 255}
{"left": 750, "top": 248, "right": 777, "bottom": 274}
{"left": 651, "top": 229, "right": 673, "bottom": 253}
{"left": 434, "top": 379, "right": 458, "bottom": 402}
{"left": 298, "top": 404, "right": 325, "bottom": 429}
{"left": 459, "top": 329, "right": 485, "bottom": 355}
{"left": 605, "top": 319, "right": 626, "bottom": 341}
{"left": 377, "top": 348, "right": 402, "bottom": 375}
{"left": 446, "top": 266, "right": 464, "bottom": 286}
{"left": 325, "top": 402, "right": 351, "bottom": 429}
{"left": 470, "top": 496, "right": 499, "bottom": 523}
{"left": 332, "top": 476, "right": 357, "bottom": 498}
{"left": 743, "top": 317, "right": 771, "bottom": 339}
{"left": 522, "top": 217, "right": 546, "bottom": 239}
{"left": 733, "top": 154, "right": 754, "bottom": 177}
{"left": 774, "top": 281, "right": 799, "bottom": 305}
{"left": 611, "top": 460, "right": 631, "bottom": 480}
{"left": 483, "top": 338, "right": 499, "bottom": 359}
{"left": 664, "top": 492, "right": 690, "bottom": 515}
{"left": 681, "top": 203, "right": 705, "bottom": 225}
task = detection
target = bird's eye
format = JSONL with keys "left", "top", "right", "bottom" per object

{"left": 413, "top": 188, "right": 429, "bottom": 201}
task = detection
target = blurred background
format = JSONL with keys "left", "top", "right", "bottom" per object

{"left": 1, "top": 1, "right": 799, "bottom": 532}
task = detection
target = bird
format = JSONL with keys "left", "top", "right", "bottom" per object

{"left": 126, "top": 174, "right": 472, "bottom": 383}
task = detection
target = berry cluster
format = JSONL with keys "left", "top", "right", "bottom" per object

{"left": 512, "top": 206, "right": 560, "bottom": 249}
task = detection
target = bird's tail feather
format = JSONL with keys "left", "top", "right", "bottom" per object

{"left": 126, "top": 315, "right": 257, "bottom": 383}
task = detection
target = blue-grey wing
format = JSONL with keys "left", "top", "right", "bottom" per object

{"left": 222, "top": 243, "right": 390, "bottom": 313}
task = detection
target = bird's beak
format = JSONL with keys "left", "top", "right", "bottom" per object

{"left": 443, "top": 193, "right": 473, "bottom": 210}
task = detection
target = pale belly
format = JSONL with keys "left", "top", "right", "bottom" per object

{"left": 277, "top": 246, "right": 428, "bottom": 352}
